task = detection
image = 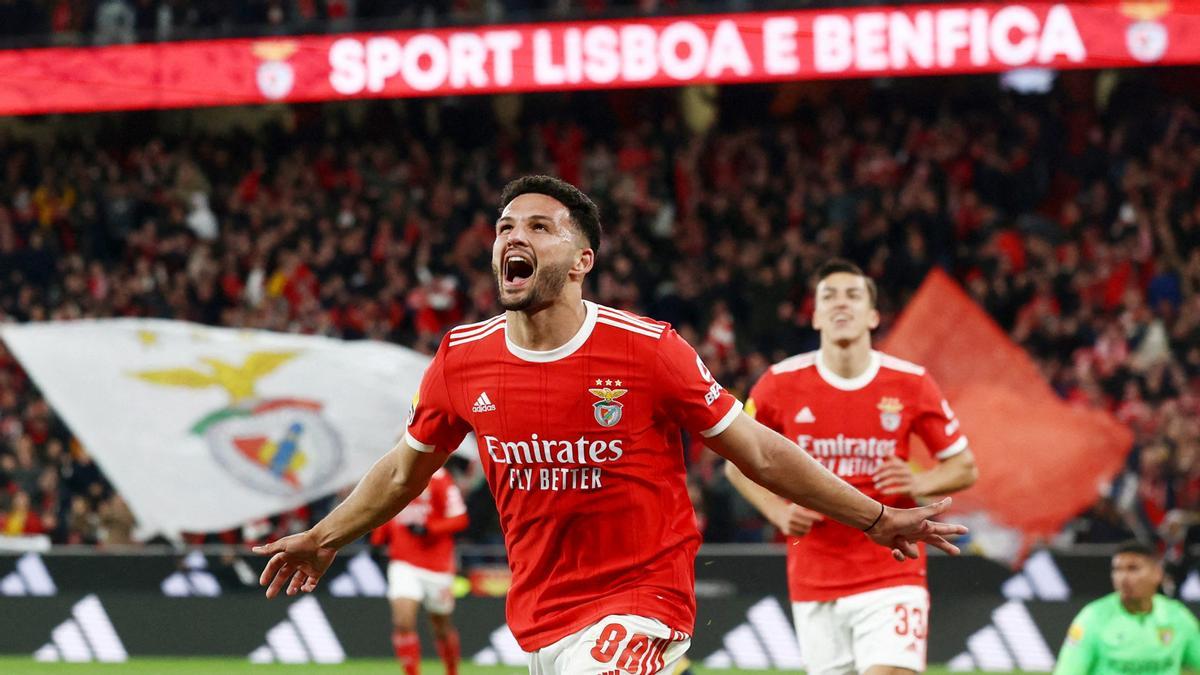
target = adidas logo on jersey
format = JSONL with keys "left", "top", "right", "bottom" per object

{"left": 472, "top": 392, "right": 496, "bottom": 413}
{"left": 794, "top": 407, "right": 816, "bottom": 423}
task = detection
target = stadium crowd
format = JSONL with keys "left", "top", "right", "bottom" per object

{"left": 0, "top": 73, "right": 1197, "bottom": 556}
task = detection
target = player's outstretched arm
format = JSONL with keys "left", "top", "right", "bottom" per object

{"left": 253, "top": 441, "right": 447, "bottom": 598}
{"left": 708, "top": 413, "right": 966, "bottom": 560}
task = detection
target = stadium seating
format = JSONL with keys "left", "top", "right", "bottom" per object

{"left": 0, "top": 68, "right": 1196, "bottom": 554}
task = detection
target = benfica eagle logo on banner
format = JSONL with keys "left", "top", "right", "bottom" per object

{"left": 252, "top": 41, "right": 299, "bottom": 100}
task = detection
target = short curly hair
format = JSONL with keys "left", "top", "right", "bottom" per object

{"left": 499, "top": 175, "right": 602, "bottom": 252}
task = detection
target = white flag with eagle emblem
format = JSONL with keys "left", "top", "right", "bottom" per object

{"left": 0, "top": 319, "right": 453, "bottom": 536}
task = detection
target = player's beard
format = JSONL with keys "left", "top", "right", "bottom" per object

{"left": 494, "top": 258, "right": 571, "bottom": 312}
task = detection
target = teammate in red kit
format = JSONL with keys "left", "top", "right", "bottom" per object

{"left": 253, "top": 176, "right": 968, "bottom": 674}
{"left": 370, "top": 467, "right": 468, "bottom": 675}
{"left": 726, "top": 259, "right": 979, "bottom": 675}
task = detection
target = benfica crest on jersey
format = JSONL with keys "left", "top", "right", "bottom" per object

{"left": 1160, "top": 627, "right": 1174, "bottom": 646}
{"left": 877, "top": 397, "right": 904, "bottom": 432}
{"left": 589, "top": 384, "right": 627, "bottom": 427}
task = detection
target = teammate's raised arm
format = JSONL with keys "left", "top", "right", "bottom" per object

{"left": 724, "top": 461, "right": 823, "bottom": 537}
{"left": 709, "top": 411, "right": 966, "bottom": 560}
{"left": 253, "top": 439, "right": 449, "bottom": 598}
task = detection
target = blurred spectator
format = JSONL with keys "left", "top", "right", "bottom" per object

{"left": 94, "top": 0, "right": 136, "bottom": 44}
{"left": 1, "top": 490, "right": 45, "bottom": 535}
{"left": 98, "top": 494, "right": 136, "bottom": 545}
{"left": 7, "top": 436, "right": 41, "bottom": 496}
{"left": 63, "top": 495, "right": 100, "bottom": 544}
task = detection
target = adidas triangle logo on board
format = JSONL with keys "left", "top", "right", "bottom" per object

{"left": 948, "top": 601, "right": 1055, "bottom": 672}
{"left": 1181, "top": 570, "right": 1200, "bottom": 601}
{"left": 1000, "top": 550, "right": 1070, "bottom": 601}
{"left": 248, "top": 596, "right": 345, "bottom": 664}
{"left": 703, "top": 597, "right": 804, "bottom": 670}
{"left": 328, "top": 550, "right": 387, "bottom": 597}
{"left": 1, "top": 551, "right": 57, "bottom": 596}
{"left": 161, "top": 550, "right": 221, "bottom": 597}
{"left": 33, "top": 594, "right": 126, "bottom": 662}
{"left": 472, "top": 624, "right": 526, "bottom": 666}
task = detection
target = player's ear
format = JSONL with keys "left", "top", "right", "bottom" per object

{"left": 867, "top": 307, "right": 880, "bottom": 330}
{"left": 573, "top": 247, "right": 594, "bottom": 279}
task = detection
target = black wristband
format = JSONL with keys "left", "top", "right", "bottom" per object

{"left": 863, "top": 503, "right": 885, "bottom": 532}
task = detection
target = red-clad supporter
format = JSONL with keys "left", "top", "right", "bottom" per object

{"left": 1, "top": 490, "right": 44, "bottom": 535}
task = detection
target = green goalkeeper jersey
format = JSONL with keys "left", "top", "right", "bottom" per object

{"left": 1054, "top": 592, "right": 1200, "bottom": 674}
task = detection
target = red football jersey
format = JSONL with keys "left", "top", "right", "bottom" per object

{"left": 747, "top": 350, "right": 967, "bottom": 602}
{"left": 404, "top": 301, "right": 741, "bottom": 650}
{"left": 371, "top": 468, "right": 466, "bottom": 574}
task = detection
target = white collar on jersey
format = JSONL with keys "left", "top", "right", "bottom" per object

{"left": 504, "top": 300, "right": 598, "bottom": 363}
{"left": 815, "top": 349, "right": 881, "bottom": 391}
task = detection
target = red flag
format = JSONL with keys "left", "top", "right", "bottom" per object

{"left": 881, "top": 269, "right": 1132, "bottom": 560}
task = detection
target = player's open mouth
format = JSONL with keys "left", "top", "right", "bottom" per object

{"left": 503, "top": 252, "right": 535, "bottom": 290}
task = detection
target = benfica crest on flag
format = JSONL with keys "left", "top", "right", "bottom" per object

{"left": 132, "top": 352, "right": 344, "bottom": 496}
{"left": 0, "top": 320, "right": 437, "bottom": 535}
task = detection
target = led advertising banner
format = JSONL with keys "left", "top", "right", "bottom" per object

{"left": 2, "top": 550, "right": 1197, "bottom": 669}
{"left": 0, "top": 2, "right": 1196, "bottom": 115}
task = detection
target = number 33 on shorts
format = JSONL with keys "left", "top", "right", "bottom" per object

{"left": 529, "top": 614, "right": 692, "bottom": 675}
{"left": 894, "top": 603, "right": 926, "bottom": 639}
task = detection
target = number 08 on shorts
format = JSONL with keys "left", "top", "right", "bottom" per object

{"left": 528, "top": 614, "right": 691, "bottom": 675}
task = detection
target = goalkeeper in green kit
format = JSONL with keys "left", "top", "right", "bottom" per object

{"left": 1055, "top": 541, "right": 1200, "bottom": 674}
